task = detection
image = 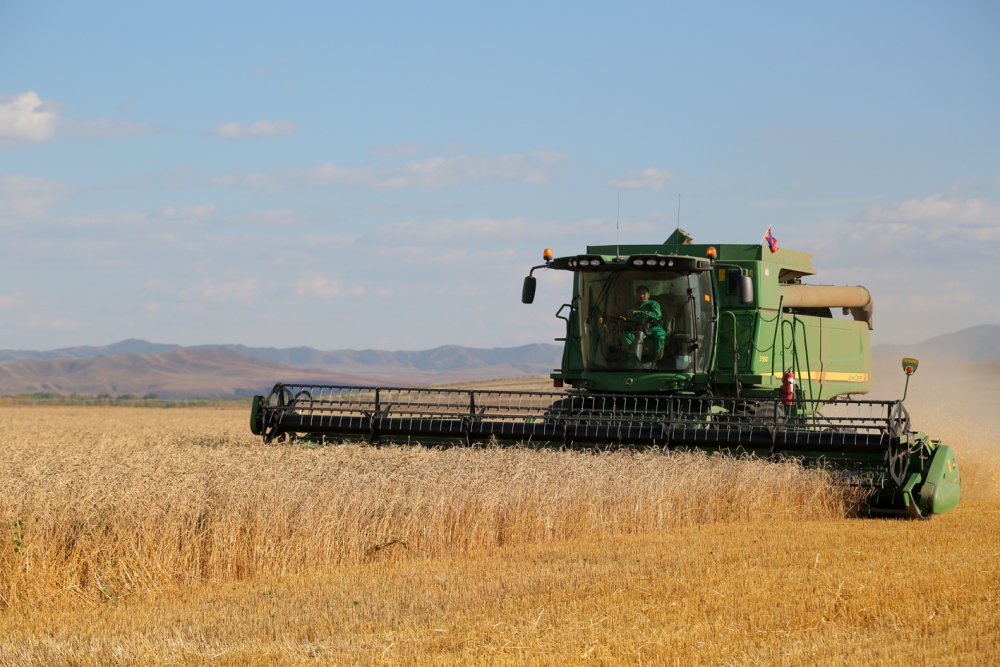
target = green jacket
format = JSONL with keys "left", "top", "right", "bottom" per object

{"left": 634, "top": 299, "right": 663, "bottom": 327}
{"left": 622, "top": 299, "right": 667, "bottom": 352}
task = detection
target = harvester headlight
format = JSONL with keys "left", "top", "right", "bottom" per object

{"left": 579, "top": 259, "right": 590, "bottom": 266}
{"left": 633, "top": 259, "right": 644, "bottom": 266}
{"left": 707, "top": 246, "right": 718, "bottom": 259}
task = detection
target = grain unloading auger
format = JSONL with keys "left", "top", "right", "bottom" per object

{"left": 250, "top": 229, "right": 961, "bottom": 518}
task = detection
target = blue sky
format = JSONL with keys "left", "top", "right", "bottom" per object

{"left": 1, "top": 1, "right": 998, "bottom": 350}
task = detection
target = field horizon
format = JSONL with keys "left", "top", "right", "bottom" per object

{"left": 1, "top": 323, "right": 997, "bottom": 399}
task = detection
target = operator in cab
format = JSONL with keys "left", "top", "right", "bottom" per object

{"left": 620, "top": 285, "right": 667, "bottom": 362}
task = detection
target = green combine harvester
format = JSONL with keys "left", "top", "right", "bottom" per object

{"left": 250, "top": 229, "right": 961, "bottom": 518}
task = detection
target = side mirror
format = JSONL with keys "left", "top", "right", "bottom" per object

{"left": 737, "top": 274, "right": 753, "bottom": 304}
{"left": 521, "top": 275, "right": 537, "bottom": 304}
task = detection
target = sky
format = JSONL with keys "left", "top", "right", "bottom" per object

{"left": 1, "top": 1, "right": 998, "bottom": 351}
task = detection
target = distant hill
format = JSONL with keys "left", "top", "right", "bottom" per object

{"left": 0, "top": 348, "right": 377, "bottom": 398}
{"left": 873, "top": 324, "right": 1000, "bottom": 363}
{"left": 0, "top": 338, "right": 179, "bottom": 362}
{"left": 215, "top": 342, "right": 562, "bottom": 378}
{"left": 0, "top": 341, "right": 563, "bottom": 398}
{"left": 0, "top": 339, "right": 562, "bottom": 374}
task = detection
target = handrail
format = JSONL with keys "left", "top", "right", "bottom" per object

{"left": 780, "top": 316, "right": 816, "bottom": 409}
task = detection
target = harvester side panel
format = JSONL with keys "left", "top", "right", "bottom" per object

{"left": 776, "top": 314, "right": 872, "bottom": 401}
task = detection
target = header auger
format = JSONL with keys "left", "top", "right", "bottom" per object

{"left": 250, "top": 229, "right": 961, "bottom": 518}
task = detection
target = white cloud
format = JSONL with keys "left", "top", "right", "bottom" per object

{"left": 24, "top": 313, "right": 80, "bottom": 332}
{"left": 0, "top": 293, "right": 28, "bottom": 309}
{"left": 43, "top": 203, "right": 216, "bottom": 233}
{"left": 234, "top": 208, "right": 302, "bottom": 227}
{"left": 294, "top": 274, "right": 366, "bottom": 299}
{"left": 161, "top": 204, "right": 217, "bottom": 220}
{"left": 750, "top": 195, "right": 883, "bottom": 209}
{"left": 308, "top": 153, "right": 556, "bottom": 189}
{"left": 216, "top": 151, "right": 567, "bottom": 192}
{"left": 869, "top": 194, "right": 998, "bottom": 225}
{"left": 790, "top": 189, "right": 1000, "bottom": 340}
{"left": 798, "top": 191, "right": 1000, "bottom": 256}
{"left": 0, "top": 175, "right": 68, "bottom": 225}
{"left": 364, "top": 216, "right": 658, "bottom": 246}
{"left": 56, "top": 210, "right": 151, "bottom": 230}
{"left": 179, "top": 278, "right": 262, "bottom": 305}
{"left": 0, "top": 92, "right": 150, "bottom": 144}
{"left": 608, "top": 167, "right": 675, "bottom": 191}
{"left": 214, "top": 120, "right": 297, "bottom": 139}
{"left": 103, "top": 167, "right": 198, "bottom": 192}
{"left": 863, "top": 194, "right": 1000, "bottom": 244}
{"left": 0, "top": 92, "right": 57, "bottom": 143}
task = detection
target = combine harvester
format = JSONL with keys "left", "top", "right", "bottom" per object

{"left": 250, "top": 229, "right": 960, "bottom": 518}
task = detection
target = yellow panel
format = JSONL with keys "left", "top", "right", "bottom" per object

{"left": 769, "top": 371, "right": 869, "bottom": 383}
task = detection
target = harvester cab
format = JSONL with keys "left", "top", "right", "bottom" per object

{"left": 522, "top": 228, "right": 877, "bottom": 400}
{"left": 521, "top": 234, "right": 756, "bottom": 395}
{"left": 249, "top": 229, "right": 961, "bottom": 518}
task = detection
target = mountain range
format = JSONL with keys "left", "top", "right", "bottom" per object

{"left": 871, "top": 324, "right": 1000, "bottom": 363}
{"left": 0, "top": 341, "right": 563, "bottom": 397}
{"left": 0, "top": 324, "right": 996, "bottom": 398}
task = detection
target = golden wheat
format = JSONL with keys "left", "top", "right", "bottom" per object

{"left": 0, "top": 400, "right": 997, "bottom": 665}
{"left": 1, "top": 505, "right": 997, "bottom": 665}
{"left": 0, "top": 405, "right": 859, "bottom": 608}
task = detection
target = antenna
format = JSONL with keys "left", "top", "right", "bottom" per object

{"left": 616, "top": 190, "right": 621, "bottom": 258}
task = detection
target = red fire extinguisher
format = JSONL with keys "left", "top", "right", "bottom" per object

{"left": 781, "top": 369, "right": 796, "bottom": 407}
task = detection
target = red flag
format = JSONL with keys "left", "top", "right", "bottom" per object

{"left": 764, "top": 226, "right": 778, "bottom": 253}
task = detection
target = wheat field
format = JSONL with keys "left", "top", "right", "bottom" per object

{"left": 0, "top": 378, "right": 998, "bottom": 664}
{"left": 0, "top": 406, "right": 859, "bottom": 606}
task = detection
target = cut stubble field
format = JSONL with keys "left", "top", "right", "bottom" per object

{"left": 0, "top": 372, "right": 998, "bottom": 665}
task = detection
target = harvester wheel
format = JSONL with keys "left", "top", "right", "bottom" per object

{"left": 266, "top": 386, "right": 294, "bottom": 408}
{"left": 887, "top": 444, "right": 912, "bottom": 488}
{"left": 262, "top": 419, "right": 281, "bottom": 444}
{"left": 262, "top": 419, "right": 298, "bottom": 444}
{"left": 292, "top": 389, "right": 312, "bottom": 409}
{"left": 888, "top": 402, "right": 911, "bottom": 438}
